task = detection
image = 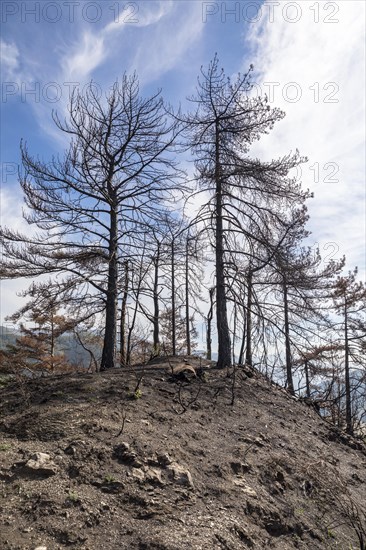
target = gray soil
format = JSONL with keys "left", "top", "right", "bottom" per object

{"left": 0, "top": 357, "right": 365, "bottom": 549}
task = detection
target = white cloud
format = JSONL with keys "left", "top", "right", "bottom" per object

{"left": 0, "top": 279, "right": 29, "bottom": 324}
{"left": 61, "top": 2, "right": 176, "bottom": 86}
{"left": 104, "top": 0, "right": 172, "bottom": 33}
{"left": 246, "top": 0, "right": 365, "bottom": 276}
{"left": 0, "top": 39, "right": 20, "bottom": 81}
{"left": 0, "top": 184, "right": 28, "bottom": 233}
{"left": 62, "top": 30, "right": 106, "bottom": 81}
{"left": 0, "top": 186, "right": 34, "bottom": 323}
{"left": 130, "top": 2, "right": 204, "bottom": 84}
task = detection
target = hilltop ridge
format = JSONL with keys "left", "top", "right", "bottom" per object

{"left": 0, "top": 357, "right": 365, "bottom": 549}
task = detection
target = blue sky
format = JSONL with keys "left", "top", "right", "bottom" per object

{"left": 1, "top": 0, "right": 365, "bottom": 323}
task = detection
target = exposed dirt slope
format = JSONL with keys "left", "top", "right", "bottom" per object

{"left": 0, "top": 357, "right": 365, "bottom": 550}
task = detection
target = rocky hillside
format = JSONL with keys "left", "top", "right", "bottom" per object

{"left": 0, "top": 357, "right": 365, "bottom": 549}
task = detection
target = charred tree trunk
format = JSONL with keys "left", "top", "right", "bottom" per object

{"left": 50, "top": 309, "right": 55, "bottom": 372}
{"left": 304, "top": 359, "right": 311, "bottom": 398}
{"left": 344, "top": 301, "right": 353, "bottom": 435}
{"left": 245, "top": 270, "right": 253, "bottom": 367}
{"left": 283, "top": 277, "right": 295, "bottom": 395}
{"left": 120, "top": 260, "right": 129, "bottom": 367}
{"left": 185, "top": 236, "right": 191, "bottom": 356}
{"left": 238, "top": 300, "right": 247, "bottom": 365}
{"left": 171, "top": 238, "right": 176, "bottom": 356}
{"left": 215, "top": 121, "right": 231, "bottom": 369}
{"left": 152, "top": 243, "right": 160, "bottom": 357}
{"left": 206, "top": 287, "right": 214, "bottom": 360}
{"left": 101, "top": 204, "right": 118, "bottom": 371}
{"left": 238, "top": 333, "right": 245, "bottom": 366}
{"left": 232, "top": 300, "right": 237, "bottom": 365}
{"left": 126, "top": 270, "right": 140, "bottom": 367}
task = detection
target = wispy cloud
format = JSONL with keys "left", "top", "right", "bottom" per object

{"left": 104, "top": 0, "right": 172, "bottom": 33}
{"left": 129, "top": 2, "right": 204, "bottom": 84}
{"left": 246, "top": 0, "right": 365, "bottom": 274}
{"left": 0, "top": 184, "right": 31, "bottom": 320}
{"left": 60, "top": 1, "right": 179, "bottom": 86}
{"left": 0, "top": 39, "right": 21, "bottom": 82}
{"left": 3, "top": 1, "right": 202, "bottom": 145}
{"left": 62, "top": 30, "right": 106, "bottom": 81}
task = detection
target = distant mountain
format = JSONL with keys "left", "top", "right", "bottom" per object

{"left": 0, "top": 325, "right": 98, "bottom": 368}
{"left": 0, "top": 326, "right": 17, "bottom": 350}
{"left": 0, "top": 328, "right": 214, "bottom": 368}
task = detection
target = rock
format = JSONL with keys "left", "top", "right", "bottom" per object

{"left": 131, "top": 468, "right": 145, "bottom": 481}
{"left": 34, "top": 547, "right": 48, "bottom": 550}
{"left": 232, "top": 525, "right": 255, "bottom": 548}
{"left": 64, "top": 440, "right": 87, "bottom": 457}
{"left": 114, "top": 441, "right": 131, "bottom": 455}
{"left": 113, "top": 443, "right": 143, "bottom": 468}
{"left": 230, "top": 461, "right": 250, "bottom": 475}
{"left": 157, "top": 452, "right": 173, "bottom": 467}
{"left": 242, "top": 485, "right": 257, "bottom": 498}
{"left": 167, "top": 462, "right": 194, "bottom": 488}
{"left": 144, "top": 467, "right": 164, "bottom": 485}
{"left": 23, "top": 452, "right": 58, "bottom": 477}
{"left": 233, "top": 479, "right": 257, "bottom": 497}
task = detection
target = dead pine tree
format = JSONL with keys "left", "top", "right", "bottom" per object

{"left": 0, "top": 75, "right": 184, "bottom": 370}
{"left": 181, "top": 55, "right": 307, "bottom": 368}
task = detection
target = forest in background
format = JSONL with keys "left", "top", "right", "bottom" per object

{"left": 0, "top": 57, "right": 365, "bottom": 436}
